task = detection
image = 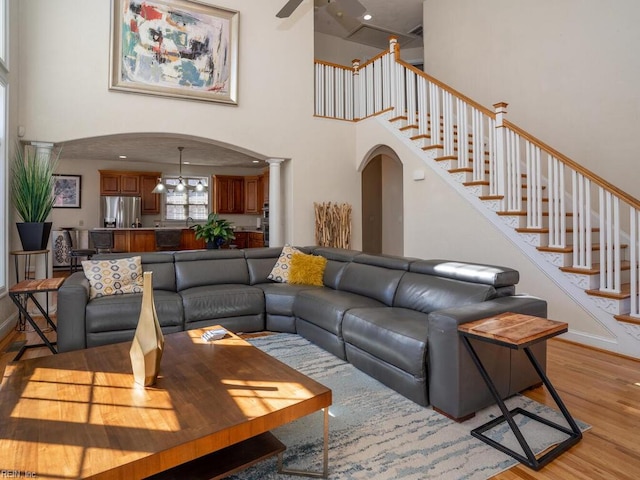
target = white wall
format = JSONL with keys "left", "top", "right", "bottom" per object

{"left": 422, "top": 0, "right": 640, "bottom": 198}
{"left": 15, "top": 0, "right": 361, "bottom": 252}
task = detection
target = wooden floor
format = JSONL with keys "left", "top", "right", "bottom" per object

{"left": 1, "top": 308, "right": 639, "bottom": 479}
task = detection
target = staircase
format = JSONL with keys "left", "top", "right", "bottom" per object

{"left": 314, "top": 38, "right": 640, "bottom": 358}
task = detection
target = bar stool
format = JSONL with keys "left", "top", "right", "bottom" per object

{"left": 90, "top": 230, "right": 117, "bottom": 254}
{"left": 62, "top": 230, "right": 96, "bottom": 273}
{"left": 155, "top": 229, "right": 182, "bottom": 250}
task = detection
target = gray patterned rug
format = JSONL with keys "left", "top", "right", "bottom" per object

{"left": 228, "top": 334, "right": 589, "bottom": 480}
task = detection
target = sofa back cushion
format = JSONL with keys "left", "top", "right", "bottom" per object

{"left": 174, "top": 250, "right": 249, "bottom": 291}
{"left": 245, "top": 247, "right": 288, "bottom": 285}
{"left": 92, "top": 252, "right": 176, "bottom": 291}
{"left": 394, "top": 272, "right": 497, "bottom": 313}
{"left": 338, "top": 262, "right": 405, "bottom": 306}
{"left": 312, "top": 247, "right": 361, "bottom": 289}
{"left": 410, "top": 259, "right": 519, "bottom": 287}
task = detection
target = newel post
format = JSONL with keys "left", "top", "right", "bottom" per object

{"left": 389, "top": 36, "right": 401, "bottom": 118}
{"left": 493, "top": 102, "right": 508, "bottom": 210}
{"left": 352, "top": 58, "right": 360, "bottom": 120}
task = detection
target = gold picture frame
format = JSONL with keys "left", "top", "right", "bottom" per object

{"left": 109, "top": 0, "right": 239, "bottom": 104}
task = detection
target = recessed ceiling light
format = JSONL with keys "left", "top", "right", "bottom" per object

{"left": 183, "top": 161, "right": 190, "bottom": 164}
{"left": 363, "top": 13, "right": 372, "bottom": 21}
{"left": 252, "top": 160, "right": 260, "bottom": 163}
{"left": 119, "top": 155, "right": 127, "bottom": 159}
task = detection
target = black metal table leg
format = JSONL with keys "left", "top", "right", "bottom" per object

{"left": 9, "top": 292, "right": 58, "bottom": 361}
{"left": 461, "top": 337, "right": 582, "bottom": 470}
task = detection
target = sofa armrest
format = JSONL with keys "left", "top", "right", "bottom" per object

{"left": 427, "top": 295, "right": 547, "bottom": 420}
{"left": 56, "top": 272, "right": 90, "bottom": 352}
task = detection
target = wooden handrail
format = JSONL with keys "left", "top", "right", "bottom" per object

{"left": 357, "top": 49, "right": 391, "bottom": 70}
{"left": 314, "top": 59, "right": 354, "bottom": 71}
{"left": 395, "top": 59, "right": 495, "bottom": 118}
{"left": 503, "top": 119, "right": 640, "bottom": 210}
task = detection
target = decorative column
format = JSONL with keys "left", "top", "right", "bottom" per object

{"left": 267, "top": 158, "right": 285, "bottom": 247}
{"left": 31, "top": 142, "right": 55, "bottom": 310}
{"left": 389, "top": 36, "right": 401, "bottom": 118}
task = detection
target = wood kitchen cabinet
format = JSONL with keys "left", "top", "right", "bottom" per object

{"left": 248, "top": 232, "right": 264, "bottom": 248}
{"left": 233, "top": 231, "right": 248, "bottom": 249}
{"left": 244, "top": 176, "right": 260, "bottom": 214}
{"left": 261, "top": 169, "right": 269, "bottom": 204}
{"left": 140, "top": 174, "right": 161, "bottom": 215}
{"left": 212, "top": 175, "right": 244, "bottom": 214}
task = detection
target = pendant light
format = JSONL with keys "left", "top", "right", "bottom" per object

{"left": 175, "top": 146, "right": 187, "bottom": 192}
{"left": 151, "top": 177, "right": 166, "bottom": 193}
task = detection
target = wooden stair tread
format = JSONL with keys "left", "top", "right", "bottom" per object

{"left": 586, "top": 283, "right": 630, "bottom": 300}
{"left": 614, "top": 314, "right": 640, "bottom": 326}
{"left": 497, "top": 211, "right": 574, "bottom": 217}
{"left": 560, "top": 261, "right": 631, "bottom": 275}
{"left": 538, "top": 243, "right": 628, "bottom": 253}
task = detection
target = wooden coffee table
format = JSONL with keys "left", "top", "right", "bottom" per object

{"left": 0, "top": 328, "right": 332, "bottom": 479}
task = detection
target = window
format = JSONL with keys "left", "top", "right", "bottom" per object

{"left": 0, "top": 0, "right": 8, "bottom": 292}
{"left": 164, "top": 176, "right": 209, "bottom": 221}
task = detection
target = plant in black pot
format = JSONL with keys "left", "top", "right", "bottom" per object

{"left": 191, "top": 213, "right": 235, "bottom": 249}
{"left": 11, "top": 143, "right": 59, "bottom": 251}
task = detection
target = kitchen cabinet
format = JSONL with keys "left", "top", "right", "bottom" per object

{"left": 233, "top": 231, "right": 248, "bottom": 249}
{"left": 244, "top": 176, "right": 260, "bottom": 214}
{"left": 212, "top": 175, "right": 244, "bottom": 214}
{"left": 140, "top": 174, "right": 161, "bottom": 215}
{"left": 232, "top": 231, "right": 263, "bottom": 249}
{"left": 248, "top": 232, "right": 264, "bottom": 248}
{"left": 181, "top": 229, "right": 205, "bottom": 250}
{"left": 100, "top": 170, "right": 161, "bottom": 203}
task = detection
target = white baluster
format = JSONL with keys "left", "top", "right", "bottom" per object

{"left": 429, "top": 83, "right": 440, "bottom": 145}
{"left": 631, "top": 208, "right": 640, "bottom": 316}
{"left": 456, "top": 99, "right": 467, "bottom": 170}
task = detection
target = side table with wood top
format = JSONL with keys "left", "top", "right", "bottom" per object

{"left": 458, "top": 312, "right": 582, "bottom": 470}
{"left": 8, "top": 277, "right": 63, "bottom": 361}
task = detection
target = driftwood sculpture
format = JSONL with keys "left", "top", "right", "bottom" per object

{"left": 314, "top": 202, "right": 352, "bottom": 249}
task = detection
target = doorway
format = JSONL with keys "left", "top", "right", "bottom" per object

{"left": 361, "top": 149, "right": 403, "bottom": 256}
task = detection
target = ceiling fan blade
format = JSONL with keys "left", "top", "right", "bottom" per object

{"left": 335, "top": 0, "right": 366, "bottom": 18}
{"left": 276, "top": 0, "right": 305, "bottom": 18}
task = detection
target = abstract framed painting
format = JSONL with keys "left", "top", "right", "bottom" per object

{"left": 53, "top": 175, "right": 82, "bottom": 209}
{"left": 109, "top": 0, "right": 239, "bottom": 104}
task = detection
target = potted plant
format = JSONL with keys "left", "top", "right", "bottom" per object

{"left": 191, "top": 213, "right": 235, "bottom": 249}
{"left": 11, "top": 143, "right": 59, "bottom": 251}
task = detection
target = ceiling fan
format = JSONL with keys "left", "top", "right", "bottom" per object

{"left": 277, "top": 0, "right": 367, "bottom": 24}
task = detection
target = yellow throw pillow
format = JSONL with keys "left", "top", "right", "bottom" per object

{"left": 82, "top": 256, "right": 144, "bottom": 299}
{"left": 268, "top": 244, "right": 301, "bottom": 283}
{"left": 288, "top": 252, "right": 327, "bottom": 286}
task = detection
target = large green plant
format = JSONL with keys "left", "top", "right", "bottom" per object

{"left": 191, "top": 213, "right": 236, "bottom": 247}
{"left": 11, "top": 144, "right": 58, "bottom": 223}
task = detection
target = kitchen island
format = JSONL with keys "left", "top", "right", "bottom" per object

{"left": 91, "top": 227, "right": 264, "bottom": 252}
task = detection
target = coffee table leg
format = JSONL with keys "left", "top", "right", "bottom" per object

{"left": 277, "top": 407, "right": 329, "bottom": 478}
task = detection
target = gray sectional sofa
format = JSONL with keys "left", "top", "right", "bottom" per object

{"left": 56, "top": 246, "right": 547, "bottom": 420}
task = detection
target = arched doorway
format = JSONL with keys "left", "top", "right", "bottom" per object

{"left": 360, "top": 147, "right": 403, "bottom": 256}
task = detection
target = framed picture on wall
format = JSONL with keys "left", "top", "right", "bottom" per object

{"left": 109, "top": 0, "right": 239, "bottom": 105}
{"left": 53, "top": 175, "right": 82, "bottom": 208}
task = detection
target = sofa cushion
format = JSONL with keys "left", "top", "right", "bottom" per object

{"left": 267, "top": 245, "right": 300, "bottom": 283}
{"left": 92, "top": 252, "right": 177, "bottom": 291}
{"left": 343, "top": 307, "right": 429, "bottom": 377}
{"left": 410, "top": 260, "right": 519, "bottom": 287}
{"left": 258, "top": 283, "right": 320, "bottom": 317}
{"left": 82, "top": 256, "right": 143, "bottom": 299}
{"left": 312, "top": 247, "right": 361, "bottom": 289}
{"left": 174, "top": 250, "right": 249, "bottom": 291}
{"left": 180, "top": 284, "right": 264, "bottom": 324}
{"left": 338, "top": 262, "right": 405, "bottom": 306}
{"left": 293, "top": 288, "right": 384, "bottom": 336}
{"left": 288, "top": 252, "right": 327, "bottom": 286}
{"left": 394, "top": 273, "right": 497, "bottom": 313}
{"left": 86, "top": 290, "right": 183, "bottom": 333}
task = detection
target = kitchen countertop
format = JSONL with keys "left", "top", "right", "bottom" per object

{"left": 91, "top": 227, "right": 264, "bottom": 233}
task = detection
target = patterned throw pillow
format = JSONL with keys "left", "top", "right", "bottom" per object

{"left": 288, "top": 252, "right": 327, "bottom": 286}
{"left": 267, "top": 245, "right": 300, "bottom": 283}
{"left": 82, "top": 256, "right": 144, "bottom": 300}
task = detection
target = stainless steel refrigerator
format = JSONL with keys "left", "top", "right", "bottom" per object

{"left": 101, "top": 196, "right": 142, "bottom": 228}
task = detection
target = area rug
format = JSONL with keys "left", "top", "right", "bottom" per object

{"left": 228, "top": 334, "right": 589, "bottom": 480}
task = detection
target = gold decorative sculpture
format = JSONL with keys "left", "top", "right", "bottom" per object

{"left": 130, "top": 271, "right": 164, "bottom": 386}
